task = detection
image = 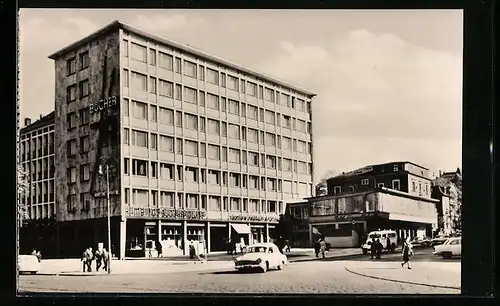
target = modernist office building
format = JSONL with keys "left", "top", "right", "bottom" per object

{"left": 19, "top": 113, "right": 58, "bottom": 256}
{"left": 49, "top": 21, "right": 315, "bottom": 258}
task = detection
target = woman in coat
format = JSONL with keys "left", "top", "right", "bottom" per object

{"left": 401, "top": 237, "right": 413, "bottom": 269}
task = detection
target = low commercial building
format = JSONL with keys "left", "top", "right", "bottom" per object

{"left": 307, "top": 161, "right": 438, "bottom": 248}
{"left": 283, "top": 200, "right": 310, "bottom": 247}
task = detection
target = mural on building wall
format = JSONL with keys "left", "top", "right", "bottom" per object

{"left": 89, "top": 45, "right": 120, "bottom": 199}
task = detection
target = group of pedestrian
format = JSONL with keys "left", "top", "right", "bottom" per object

{"left": 31, "top": 249, "right": 42, "bottom": 262}
{"left": 313, "top": 238, "right": 327, "bottom": 258}
{"left": 370, "top": 237, "right": 393, "bottom": 260}
{"left": 81, "top": 246, "right": 110, "bottom": 273}
{"left": 188, "top": 240, "right": 207, "bottom": 263}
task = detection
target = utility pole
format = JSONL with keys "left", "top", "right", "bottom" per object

{"left": 99, "top": 157, "right": 112, "bottom": 274}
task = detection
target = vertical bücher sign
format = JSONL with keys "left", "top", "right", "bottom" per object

{"left": 89, "top": 96, "right": 119, "bottom": 114}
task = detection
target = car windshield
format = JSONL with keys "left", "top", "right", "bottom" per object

{"left": 368, "top": 234, "right": 380, "bottom": 239}
{"left": 247, "top": 246, "right": 268, "bottom": 253}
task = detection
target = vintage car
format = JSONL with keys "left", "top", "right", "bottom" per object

{"left": 431, "top": 235, "right": 450, "bottom": 246}
{"left": 433, "top": 237, "right": 461, "bottom": 259}
{"left": 234, "top": 243, "right": 288, "bottom": 273}
{"left": 18, "top": 254, "right": 41, "bottom": 275}
{"left": 361, "top": 230, "right": 398, "bottom": 254}
{"left": 410, "top": 236, "right": 432, "bottom": 248}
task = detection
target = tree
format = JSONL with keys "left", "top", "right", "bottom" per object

{"left": 17, "top": 164, "right": 31, "bottom": 223}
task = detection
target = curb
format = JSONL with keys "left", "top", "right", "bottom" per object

{"left": 343, "top": 266, "right": 461, "bottom": 290}
{"left": 290, "top": 253, "right": 364, "bottom": 263}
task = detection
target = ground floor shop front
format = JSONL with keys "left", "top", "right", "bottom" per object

{"left": 125, "top": 219, "right": 278, "bottom": 257}
{"left": 309, "top": 212, "right": 434, "bottom": 248}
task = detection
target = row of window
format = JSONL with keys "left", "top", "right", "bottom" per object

{"left": 19, "top": 180, "right": 55, "bottom": 205}
{"left": 411, "top": 180, "right": 430, "bottom": 196}
{"left": 123, "top": 40, "right": 311, "bottom": 112}
{"left": 20, "top": 158, "right": 55, "bottom": 181}
{"left": 332, "top": 180, "right": 402, "bottom": 194}
{"left": 124, "top": 126, "right": 312, "bottom": 155}
{"left": 124, "top": 98, "right": 312, "bottom": 134}
{"left": 20, "top": 133, "right": 55, "bottom": 160}
{"left": 25, "top": 203, "right": 55, "bottom": 220}
{"left": 122, "top": 159, "right": 311, "bottom": 192}
{"left": 67, "top": 164, "right": 91, "bottom": 183}
{"left": 20, "top": 125, "right": 54, "bottom": 139}
{"left": 66, "top": 108, "right": 90, "bottom": 129}
{"left": 66, "top": 51, "right": 90, "bottom": 75}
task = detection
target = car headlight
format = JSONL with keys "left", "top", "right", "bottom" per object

{"left": 256, "top": 258, "right": 262, "bottom": 264}
{"left": 234, "top": 259, "right": 238, "bottom": 264}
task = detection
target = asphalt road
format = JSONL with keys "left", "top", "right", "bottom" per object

{"left": 18, "top": 255, "right": 459, "bottom": 294}
{"left": 353, "top": 246, "right": 461, "bottom": 263}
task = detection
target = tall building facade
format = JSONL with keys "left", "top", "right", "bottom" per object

{"left": 49, "top": 21, "right": 315, "bottom": 259}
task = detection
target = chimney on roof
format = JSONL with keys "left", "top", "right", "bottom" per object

{"left": 24, "top": 118, "right": 31, "bottom": 127}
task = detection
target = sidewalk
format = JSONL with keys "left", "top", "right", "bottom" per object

{"left": 344, "top": 261, "right": 461, "bottom": 290}
{"left": 34, "top": 248, "right": 362, "bottom": 276}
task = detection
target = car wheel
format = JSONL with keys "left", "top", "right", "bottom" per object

{"left": 391, "top": 244, "right": 396, "bottom": 253}
{"left": 277, "top": 261, "right": 284, "bottom": 270}
{"left": 260, "top": 262, "right": 268, "bottom": 273}
{"left": 442, "top": 252, "right": 452, "bottom": 259}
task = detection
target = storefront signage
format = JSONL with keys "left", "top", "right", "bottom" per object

{"left": 125, "top": 207, "right": 207, "bottom": 220}
{"left": 89, "top": 96, "right": 118, "bottom": 114}
{"left": 310, "top": 212, "right": 378, "bottom": 223}
{"left": 229, "top": 214, "right": 280, "bottom": 222}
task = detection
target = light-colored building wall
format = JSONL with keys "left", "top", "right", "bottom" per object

{"left": 407, "top": 173, "right": 432, "bottom": 199}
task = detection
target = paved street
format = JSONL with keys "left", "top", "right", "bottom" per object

{"left": 19, "top": 254, "right": 460, "bottom": 294}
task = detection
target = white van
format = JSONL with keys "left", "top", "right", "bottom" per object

{"left": 361, "top": 230, "right": 398, "bottom": 254}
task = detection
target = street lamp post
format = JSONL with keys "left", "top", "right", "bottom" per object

{"left": 99, "top": 157, "right": 112, "bottom": 274}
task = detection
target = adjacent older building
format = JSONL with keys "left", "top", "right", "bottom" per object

{"left": 431, "top": 169, "right": 462, "bottom": 236}
{"left": 307, "top": 161, "right": 438, "bottom": 248}
{"left": 283, "top": 200, "right": 310, "bottom": 247}
{"left": 49, "top": 20, "right": 315, "bottom": 259}
{"left": 19, "top": 113, "right": 57, "bottom": 256}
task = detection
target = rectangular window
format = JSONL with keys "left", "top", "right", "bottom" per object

{"left": 228, "top": 100, "right": 239, "bottom": 115}
{"left": 297, "top": 140, "right": 306, "bottom": 153}
{"left": 131, "top": 42, "right": 147, "bottom": 62}
{"left": 68, "top": 167, "right": 77, "bottom": 183}
{"left": 175, "top": 57, "right": 182, "bottom": 74}
{"left": 80, "top": 164, "right": 90, "bottom": 181}
{"left": 221, "top": 73, "right": 226, "bottom": 87}
{"left": 264, "top": 87, "right": 275, "bottom": 102}
{"left": 131, "top": 130, "right": 148, "bottom": 148}
{"left": 67, "top": 139, "right": 77, "bottom": 156}
{"left": 228, "top": 148, "right": 240, "bottom": 163}
{"left": 280, "top": 93, "right": 290, "bottom": 107}
{"left": 283, "top": 158, "right": 292, "bottom": 172}
{"left": 240, "top": 79, "right": 246, "bottom": 93}
{"left": 258, "top": 85, "right": 264, "bottom": 99}
{"left": 209, "top": 196, "right": 221, "bottom": 210}
{"left": 150, "top": 105, "right": 157, "bottom": 122}
{"left": 186, "top": 194, "right": 199, "bottom": 209}
{"left": 207, "top": 68, "right": 219, "bottom": 84}
{"left": 297, "top": 98, "right": 305, "bottom": 112}
{"left": 158, "top": 79, "right": 173, "bottom": 98}
{"left": 227, "top": 75, "right": 239, "bottom": 91}
{"left": 66, "top": 84, "right": 77, "bottom": 103}
{"left": 67, "top": 57, "right": 76, "bottom": 75}
{"left": 247, "top": 105, "right": 258, "bottom": 120}
{"left": 159, "top": 107, "right": 174, "bottom": 125}
{"left": 199, "top": 143, "right": 206, "bottom": 158}
{"left": 199, "top": 65, "right": 205, "bottom": 81}
{"left": 228, "top": 123, "right": 240, "bottom": 139}
{"left": 199, "top": 91, "right": 205, "bottom": 107}
{"left": 67, "top": 112, "right": 77, "bottom": 129}
{"left": 132, "top": 101, "right": 147, "bottom": 119}
{"left": 221, "top": 122, "right": 227, "bottom": 137}
{"left": 123, "top": 128, "right": 130, "bottom": 145}
{"left": 149, "top": 77, "right": 157, "bottom": 94}
{"left": 150, "top": 133, "right": 158, "bottom": 150}
{"left": 176, "top": 111, "right": 182, "bottom": 128}
{"left": 122, "top": 40, "right": 128, "bottom": 57}
{"left": 131, "top": 71, "right": 147, "bottom": 91}
{"left": 133, "top": 189, "right": 149, "bottom": 206}
{"left": 265, "top": 110, "right": 275, "bottom": 125}
{"left": 184, "top": 87, "right": 197, "bottom": 104}
{"left": 249, "top": 152, "right": 259, "bottom": 166}
{"left": 80, "top": 136, "right": 90, "bottom": 153}
{"left": 132, "top": 159, "right": 148, "bottom": 176}
{"left": 266, "top": 133, "right": 276, "bottom": 147}
{"left": 200, "top": 117, "right": 206, "bottom": 132}
{"left": 160, "top": 164, "right": 175, "bottom": 180}
{"left": 221, "top": 98, "right": 227, "bottom": 112}
{"left": 185, "top": 140, "right": 198, "bottom": 156}
{"left": 248, "top": 128, "right": 258, "bottom": 143}
{"left": 175, "top": 84, "right": 182, "bottom": 101}
{"left": 207, "top": 93, "right": 219, "bottom": 110}
{"left": 184, "top": 113, "right": 198, "bottom": 130}
{"left": 79, "top": 51, "right": 89, "bottom": 70}
{"left": 159, "top": 52, "right": 173, "bottom": 70}
{"left": 221, "top": 147, "right": 228, "bottom": 162}
{"left": 184, "top": 60, "right": 197, "bottom": 78}
{"left": 248, "top": 82, "right": 257, "bottom": 96}
{"left": 165, "top": 186, "right": 176, "bottom": 202}
{"left": 149, "top": 48, "right": 156, "bottom": 65}
{"left": 123, "top": 69, "right": 129, "bottom": 87}
{"left": 230, "top": 198, "right": 241, "bottom": 211}
{"left": 79, "top": 108, "right": 90, "bottom": 125}
{"left": 266, "top": 155, "right": 276, "bottom": 169}
{"left": 160, "top": 135, "right": 174, "bottom": 152}
{"left": 207, "top": 119, "right": 220, "bottom": 135}
{"left": 207, "top": 144, "right": 220, "bottom": 160}
{"left": 392, "top": 180, "right": 401, "bottom": 190}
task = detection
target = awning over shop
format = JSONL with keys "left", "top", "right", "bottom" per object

{"left": 231, "top": 223, "right": 251, "bottom": 234}
{"left": 388, "top": 213, "right": 436, "bottom": 225}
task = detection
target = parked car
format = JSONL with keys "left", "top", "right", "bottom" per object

{"left": 361, "top": 230, "right": 398, "bottom": 255}
{"left": 18, "top": 254, "right": 40, "bottom": 275}
{"left": 411, "top": 236, "right": 432, "bottom": 248}
{"left": 433, "top": 237, "right": 461, "bottom": 259}
{"left": 234, "top": 243, "right": 287, "bottom": 273}
{"left": 431, "top": 235, "right": 450, "bottom": 246}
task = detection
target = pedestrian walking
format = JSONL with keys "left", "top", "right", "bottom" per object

{"left": 31, "top": 249, "right": 42, "bottom": 262}
{"left": 95, "top": 248, "right": 103, "bottom": 271}
{"left": 386, "top": 237, "right": 391, "bottom": 253}
{"left": 284, "top": 240, "right": 291, "bottom": 252}
{"left": 81, "top": 247, "right": 93, "bottom": 273}
{"left": 375, "top": 238, "right": 382, "bottom": 259}
{"left": 101, "top": 248, "right": 110, "bottom": 272}
{"left": 401, "top": 237, "right": 413, "bottom": 269}
{"left": 226, "top": 238, "right": 232, "bottom": 255}
{"left": 188, "top": 240, "right": 196, "bottom": 259}
{"left": 319, "top": 239, "right": 326, "bottom": 259}
{"left": 313, "top": 240, "right": 321, "bottom": 258}
{"left": 155, "top": 240, "right": 163, "bottom": 258}
{"left": 370, "top": 240, "right": 376, "bottom": 260}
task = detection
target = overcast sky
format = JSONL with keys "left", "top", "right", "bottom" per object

{"left": 19, "top": 9, "right": 463, "bottom": 184}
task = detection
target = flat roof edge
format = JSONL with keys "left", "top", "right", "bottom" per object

{"left": 47, "top": 20, "right": 316, "bottom": 97}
